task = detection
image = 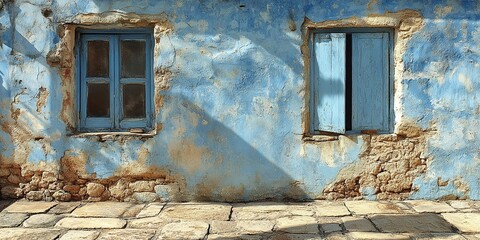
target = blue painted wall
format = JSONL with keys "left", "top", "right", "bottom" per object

{"left": 0, "top": 0, "right": 479, "bottom": 201}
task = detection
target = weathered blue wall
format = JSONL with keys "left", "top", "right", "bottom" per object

{"left": 0, "top": 0, "right": 479, "bottom": 201}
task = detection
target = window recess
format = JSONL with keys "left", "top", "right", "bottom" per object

{"left": 77, "top": 30, "right": 154, "bottom": 132}
{"left": 310, "top": 28, "right": 393, "bottom": 135}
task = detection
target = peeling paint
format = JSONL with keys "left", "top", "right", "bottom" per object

{"left": 1, "top": 1, "right": 480, "bottom": 202}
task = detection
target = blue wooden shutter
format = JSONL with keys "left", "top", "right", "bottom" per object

{"left": 312, "top": 33, "right": 346, "bottom": 133}
{"left": 351, "top": 32, "right": 389, "bottom": 131}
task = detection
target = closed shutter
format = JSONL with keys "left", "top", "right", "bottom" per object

{"left": 351, "top": 32, "right": 389, "bottom": 131}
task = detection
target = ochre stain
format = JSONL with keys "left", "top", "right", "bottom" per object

{"left": 367, "top": 0, "right": 378, "bottom": 11}
{"left": 60, "top": 150, "right": 90, "bottom": 182}
{"left": 36, "top": 87, "right": 49, "bottom": 113}
{"left": 168, "top": 138, "right": 211, "bottom": 173}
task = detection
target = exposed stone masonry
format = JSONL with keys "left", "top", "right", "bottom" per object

{"left": 323, "top": 132, "right": 430, "bottom": 200}
{"left": 0, "top": 165, "right": 180, "bottom": 202}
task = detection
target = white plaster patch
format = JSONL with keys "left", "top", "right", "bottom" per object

{"left": 458, "top": 73, "right": 473, "bottom": 92}
{"left": 260, "top": 6, "right": 271, "bottom": 22}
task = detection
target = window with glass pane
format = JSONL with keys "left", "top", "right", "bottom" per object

{"left": 78, "top": 30, "right": 153, "bottom": 131}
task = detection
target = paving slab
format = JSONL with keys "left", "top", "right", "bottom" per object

{"left": 0, "top": 228, "right": 62, "bottom": 240}
{"left": 71, "top": 202, "right": 133, "bottom": 217}
{"left": 442, "top": 213, "right": 480, "bottom": 233}
{"left": 160, "top": 203, "right": 231, "bottom": 221}
{"left": 48, "top": 202, "right": 82, "bottom": 214}
{"left": 0, "top": 213, "right": 28, "bottom": 227}
{"left": 370, "top": 214, "right": 454, "bottom": 233}
{"left": 3, "top": 201, "right": 57, "bottom": 213}
{"left": 463, "top": 234, "right": 480, "bottom": 240}
{"left": 345, "top": 201, "right": 403, "bottom": 215}
{"left": 55, "top": 217, "right": 127, "bottom": 229}
{"left": 97, "top": 229, "right": 156, "bottom": 240}
{"left": 323, "top": 232, "right": 349, "bottom": 240}
{"left": 127, "top": 216, "right": 173, "bottom": 229}
{"left": 208, "top": 233, "right": 265, "bottom": 240}
{"left": 275, "top": 216, "right": 319, "bottom": 234}
{"left": 59, "top": 230, "right": 100, "bottom": 240}
{"left": 232, "top": 202, "right": 292, "bottom": 220}
{"left": 320, "top": 223, "right": 342, "bottom": 234}
{"left": 412, "top": 233, "right": 467, "bottom": 240}
{"left": 270, "top": 233, "right": 323, "bottom": 240}
{"left": 314, "top": 201, "right": 350, "bottom": 217}
{"left": 159, "top": 221, "right": 209, "bottom": 240}
{"left": 341, "top": 216, "right": 377, "bottom": 232}
{"left": 348, "top": 232, "right": 411, "bottom": 240}
{"left": 407, "top": 200, "right": 456, "bottom": 213}
{"left": 136, "top": 202, "right": 164, "bottom": 217}
{"left": 121, "top": 204, "right": 145, "bottom": 218}
{"left": 0, "top": 200, "right": 13, "bottom": 212}
{"left": 287, "top": 203, "right": 315, "bottom": 216}
{"left": 448, "top": 201, "right": 475, "bottom": 210}
{"left": 23, "top": 214, "right": 62, "bottom": 228}
{"left": 211, "top": 220, "right": 274, "bottom": 234}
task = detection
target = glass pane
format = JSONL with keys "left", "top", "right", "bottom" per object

{"left": 87, "top": 83, "right": 110, "bottom": 117}
{"left": 123, "top": 84, "right": 146, "bottom": 118}
{"left": 87, "top": 41, "right": 109, "bottom": 78}
{"left": 121, "top": 40, "right": 146, "bottom": 78}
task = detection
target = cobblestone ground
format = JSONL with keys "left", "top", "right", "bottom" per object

{"left": 0, "top": 200, "right": 479, "bottom": 239}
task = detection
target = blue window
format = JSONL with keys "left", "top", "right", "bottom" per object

{"left": 310, "top": 28, "right": 393, "bottom": 134}
{"left": 77, "top": 29, "right": 153, "bottom": 132}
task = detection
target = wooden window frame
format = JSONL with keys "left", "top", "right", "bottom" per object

{"left": 76, "top": 29, "right": 154, "bottom": 132}
{"left": 309, "top": 28, "right": 394, "bottom": 135}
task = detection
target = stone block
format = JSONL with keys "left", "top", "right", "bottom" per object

{"left": 132, "top": 192, "right": 157, "bottom": 202}
{"left": 348, "top": 232, "right": 411, "bottom": 239}
{"left": 52, "top": 190, "right": 72, "bottom": 201}
{"left": 59, "top": 230, "right": 100, "bottom": 240}
{"left": 0, "top": 213, "right": 29, "bottom": 227}
{"left": 407, "top": 200, "right": 456, "bottom": 213}
{"left": 137, "top": 203, "right": 165, "bottom": 217}
{"left": 48, "top": 202, "right": 81, "bottom": 214}
{"left": 23, "top": 214, "right": 62, "bottom": 228}
{"left": 122, "top": 204, "right": 145, "bottom": 218}
{"left": 345, "top": 201, "right": 403, "bottom": 215}
{"left": 159, "top": 221, "right": 209, "bottom": 240}
{"left": 341, "top": 216, "right": 377, "bottom": 232}
{"left": 1, "top": 186, "right": 24, "bottom": 198}
{"left": 26, "top": 191, "right": 44, "bottom": 201}
{"left": 71, "top": 202, "right": 133, "bottom": 217}
{"left": 441, "top": 213, "right": 480, "bottom": 233}
{"left": 96, "top": 229, "right": 156, "bottom": 240}
{"left": 55, "top": 217, "right": 126, "bottom": 229}
{"left": 129, "top": 180, "right": 155, "bottom": 192}
{"left": 0, "top": 228, "right": 61, "bottom": 240}
{"left": 127, "top": 216, "right": 172, "bottom": 229}
{"left": 275, "top": 216, "right": 319, "bottom": 234}
{"left": 86, "top": 183, "right": 105, "bottom": 197}
{"left": 314, "top": 201, "right": 351, "bottom": 217}
{"left": 4, "top": 201, "right": 57, "bottom": 213}
{"left": 160, "top": 203, "right": 232, "bottom": 221}
{"left": 370, "top": 214, "right": 454, "bottom": 233}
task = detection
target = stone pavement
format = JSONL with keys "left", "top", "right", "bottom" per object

{"left": 0, "top": 200, "right": 479, "bottom": 239}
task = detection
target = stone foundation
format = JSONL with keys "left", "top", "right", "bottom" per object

{"left": 0, "top": 164, "right": 181, "bottom": 202}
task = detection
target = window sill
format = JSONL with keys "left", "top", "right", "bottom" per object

{"left": 303, "top": 135, "right": 339, "bottom": 142}
{"left": 303, "top": 130, "right": 393, "bottom": 143}
{"left": 69, "top": 130, "right": 156, "bottom": 141}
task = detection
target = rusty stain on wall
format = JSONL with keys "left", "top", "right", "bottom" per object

{"left": 1, "top": 1, "right": 480, "bottom": 202}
